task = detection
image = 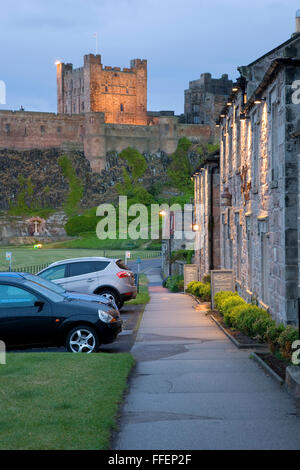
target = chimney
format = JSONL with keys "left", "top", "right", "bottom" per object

{"left": 296, "top": 10, "right": 300, "bottom": 34}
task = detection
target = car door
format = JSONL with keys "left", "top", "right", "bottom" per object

{"left": 0, "top": 284, "right": 55, "bottom": 347}
{"left": 66, "top": 261, "right": 109, "bottom": 294}
{"left": 38, "top": 264, "right": 69, "bottom": 289}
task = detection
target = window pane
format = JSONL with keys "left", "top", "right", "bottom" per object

{"left": 69, "top": 261, "right": 109, "bottom": 277}
{"left": 39, "top": 265, "right": 67, "bottom": 281}
{"left": 0, "top": 285, "right": 37, "bottom": 308}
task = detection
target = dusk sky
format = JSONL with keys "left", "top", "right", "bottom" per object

{"left": 0, "top": 1, "right": 299, "bottom": 114}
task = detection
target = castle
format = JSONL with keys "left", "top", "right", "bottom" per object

{"left": 0, "top": 54, "right": 214, "bottom": 173}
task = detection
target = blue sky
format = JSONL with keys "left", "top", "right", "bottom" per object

{"left": 0, "top": 0, "right": 299, "bottom": 114}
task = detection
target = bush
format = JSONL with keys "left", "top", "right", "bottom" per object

{"left": 202, "top": 274, "right": 211, "bottom": 284}
{"left": 265, "top": 323, "right": 285, "bottom": 352}
{"left": 65, "top": 215, "right": 99, "bottom": 236}
{"left": 166, "top": 275, "right": 184, "bottom": 293}
{"left": 214, "top": 291, "right": 239, "bottom": 312}
{"left": 252, "top": 315, "right": 274, "bottom": 342}
{"left": 235, "top": 305, "right": 269, "bottom": 338}
{"left": 278, "top": 326, "right": 299, "bottom": 361}
{"left": 186, "top": 281, "right": 211, "bottom": 301}
{"left": 219, "top": 297, "right": 246, "bottom": 318}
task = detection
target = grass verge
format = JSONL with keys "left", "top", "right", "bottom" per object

{"left": 126, "top": 274, "right": 150, "bottom": 306}
{"left": 0, "top": 352, "right": 134, "bottom": 450}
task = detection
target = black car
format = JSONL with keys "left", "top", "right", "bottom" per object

{"left": 0, "top": 273, "right": 122, "bottom": 353}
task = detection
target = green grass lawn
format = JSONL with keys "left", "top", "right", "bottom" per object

{"left": 0, "top": 352, "right": 134, "bottom": 450}
{"left": 0, "top": 248, "right": 161, "bottom": 271}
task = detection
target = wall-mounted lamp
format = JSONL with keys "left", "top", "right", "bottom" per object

{"left": 232, "top": 86, "right": 239, "bottom": 92}
{"left": 220, "top": 114, "right": 225, "bottom": 118}
{"left": 226, "top": 102, "right": 233, "bottom": 107}
{"left": 192, "top": 223, "right": 200, "bottom": 232}
{"left": 254, "top": 96, "right": 266, "bottom": 105}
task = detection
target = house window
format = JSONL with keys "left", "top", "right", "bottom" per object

{"left": 126, "top": 88, "right": 129, "bottom": 94}
{"left": 105, "top": 86, "right": 108, "bottom": 92}
{"left": 246, "top": 216, "right": 252, "bottom": 291}
{"left": 235, "top": 212, "right": 241, "bottom": 281}
{"left": 271, "top": 89, "right": 279, "bottom": 181}
{"left": 57, "top": 127, "right": 61, "bottom": 134}
{"left": 193, "top": 116, "right": 200, "bottom": 124}
{"left": 5, "top": 124, "right": 10, "bottom": 136}
{"left": 40, "top": 125, "right": 45, "bottom": 135}
{"left": 81, "top": 102, "right": 84, "bottom": 111}
{"left": 252, "top": 112, "right": 260, "bottom": 190}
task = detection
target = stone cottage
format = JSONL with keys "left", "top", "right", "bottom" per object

{"left": 216, "top": 17, "right": 300, "bottom": 324}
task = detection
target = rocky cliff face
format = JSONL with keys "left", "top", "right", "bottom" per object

{"left": 0, "top": 148, "right": 174, "bottom": 211}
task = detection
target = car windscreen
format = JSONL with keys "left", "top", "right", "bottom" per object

{"left": 23, "top": 273, "right": 67, "bottom": 294}
{"left": 23, "top": 280, "right": 64, "bottom": 303}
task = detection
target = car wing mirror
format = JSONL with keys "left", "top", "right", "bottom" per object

{"left": 34, "top": 301, "right": 44, "bottom": 312}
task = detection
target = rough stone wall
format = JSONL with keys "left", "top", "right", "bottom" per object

{"left": 57, "top": 54, "right": 148, "bottom": 125}
{"left": 194, "top": 159, "right": 220, "bottom": 281}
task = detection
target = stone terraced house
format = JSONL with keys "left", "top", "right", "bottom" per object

{"left": 194, "top": 14, "right": 300, "bottom": 325}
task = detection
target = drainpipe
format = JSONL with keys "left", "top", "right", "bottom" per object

{"left": 208, "top": 164, "right": 219, "bottom": 271}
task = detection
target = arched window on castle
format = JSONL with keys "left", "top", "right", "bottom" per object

{"left": 40, "top": 125, "right": 45, "bottom": 135}
{"left": 5, "top": 124, "right": 10, "bottom": 136}
{"left": 120, "top": 104, "right": 124, "bottom": 112}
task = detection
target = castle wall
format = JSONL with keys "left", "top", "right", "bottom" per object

{"left": 0, "top": 111, "right": 212, "bottom": 173}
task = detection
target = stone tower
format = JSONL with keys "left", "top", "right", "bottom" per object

{"left": 56, "top": 54, "right": 148, "bottom": 125}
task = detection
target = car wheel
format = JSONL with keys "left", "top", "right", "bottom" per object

{"left": 99, "top": 290, "right": 119, "bottom": 307}
{"left": 66, "top": 326, "right": 100, "bottom": 353}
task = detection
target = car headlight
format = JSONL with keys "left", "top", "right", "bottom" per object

{"left": 98, "top": 310, "right": 114, "bottom": 324}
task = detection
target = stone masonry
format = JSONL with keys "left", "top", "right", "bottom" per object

{"left": 218, "top": 32, "right": 300, "bottom": 324}
{"left": 57, "top": 54, "right": 148, "bottom": 125}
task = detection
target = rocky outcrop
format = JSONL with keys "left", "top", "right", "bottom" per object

{"left": 0, "top": 148, "right": 175, "bottom": 210}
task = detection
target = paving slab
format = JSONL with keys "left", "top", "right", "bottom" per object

{"left": 114, "top": 274, "right": 300, "bottom": 450}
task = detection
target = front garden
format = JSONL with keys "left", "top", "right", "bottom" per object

{"left": 186, "top": 282, "right": 299, "bottom": 379}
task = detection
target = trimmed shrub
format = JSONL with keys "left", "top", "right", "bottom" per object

{"left": 214, "top": 291, "right": 239, "bottom": 312}
{"left": 266, "top": 323, "right": 285, "bottom": 352}
{"left": 186, "top": 281, "right": 211, "bottom": 301}
{"left": 252, "top": 315, "right": 275, "bottom": 342}
{"left": 278, "top": 326, "right": 299, "bottom": 361}
{"left": 65, "top": 215, "right": 98, "bottom": 236}
{"left": 235, "top": 305, "right": 268, "bottom": 338}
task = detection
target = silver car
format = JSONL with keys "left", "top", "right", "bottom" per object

{"left": 37, "top": 257, "right": 137, "bottom": 309}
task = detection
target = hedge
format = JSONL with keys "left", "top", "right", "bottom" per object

{"left": 186, "top": 281, "right": 211, "bottom": 301}
{"left": 214, "top": 291, "right": 299, "bottom": 361}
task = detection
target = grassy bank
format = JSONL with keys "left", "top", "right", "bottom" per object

{"left": 0, "top": 352, "right": 134, "bottom": 450}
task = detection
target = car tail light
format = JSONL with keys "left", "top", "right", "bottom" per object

{"left": 116, "top": 271, "right": 131, "bottom": 279}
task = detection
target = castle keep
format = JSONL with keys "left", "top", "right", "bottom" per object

{"left": 57, "top": 54, "right": 148, "bottom": 125}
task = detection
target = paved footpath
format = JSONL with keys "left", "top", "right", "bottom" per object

{"left": 115, "top": 272, "right": 300, "bottom": 450}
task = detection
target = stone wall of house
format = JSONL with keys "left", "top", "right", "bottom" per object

{"left": 193, "top": 157, "right": 220, "bottom": 281}
{"left": 219, "top": 62, "right": 300, "bottom": 324}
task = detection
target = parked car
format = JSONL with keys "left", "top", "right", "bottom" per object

{"left": 0, "top": 272, "right": 122, "bottom": 352}
{"left": 37, "top": 257, "right": 137, "bottom": 309}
